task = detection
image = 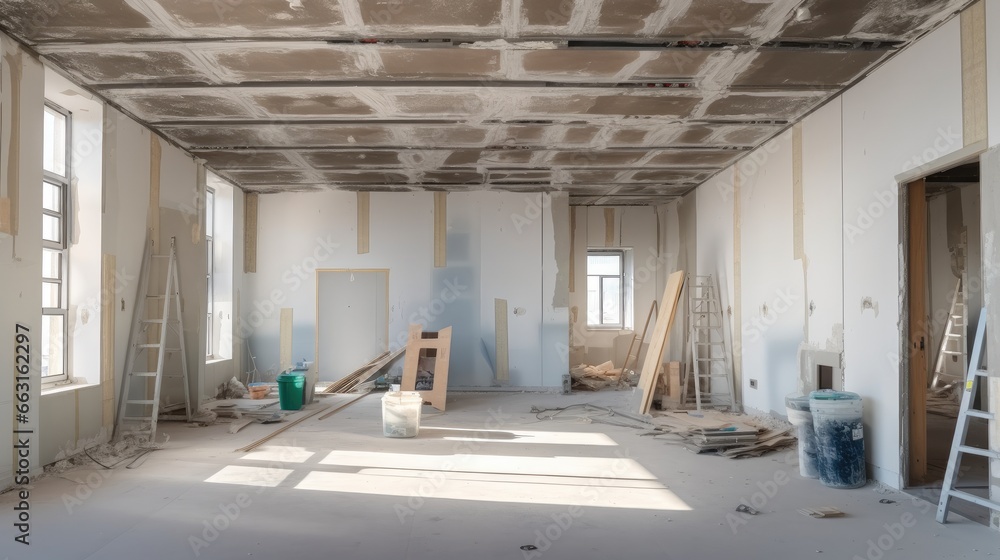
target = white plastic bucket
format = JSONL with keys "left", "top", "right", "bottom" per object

{"left": 785, "top": 394, "right": 819, "bottom": 479}
{"left": 381, "top": 391, "right": 423, "bottom": 438}
{"left": 810, "top": 390, "right": 866, "bottom": 489}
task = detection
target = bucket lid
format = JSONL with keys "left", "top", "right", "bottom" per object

{"left": 809, "top": 389, "right": 861, "bottom": 401}
{"left": 277, "top": 373, "right": 304, "bottom": 381}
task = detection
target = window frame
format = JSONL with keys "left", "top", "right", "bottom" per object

{"left": 41, "top": 102, "right": 71, "bottom": 383}
{"left": 205, "top": 186, "right": 215, "bottom": 359}
{"left": 586, "top": 249, "right": 626, "bottom": 329}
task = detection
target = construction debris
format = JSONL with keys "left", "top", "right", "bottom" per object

{"left": 652, "top": 410, "right": 796, "bottom": 458}
{"left": 570, "top": 361, "right": 622, "bottom": 391}
{"left": 799, "top": 507, "right": 845, "bottom": 519}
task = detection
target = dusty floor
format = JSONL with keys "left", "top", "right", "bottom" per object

{"left": 2, "top": 391, "right": 997, "bottom": 560}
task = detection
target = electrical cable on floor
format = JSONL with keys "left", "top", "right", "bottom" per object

{"left": 84, "top": 445, "right": 157, "bottom": 470}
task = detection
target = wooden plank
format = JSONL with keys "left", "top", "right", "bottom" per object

{"left": 244, "top": 192, "right": 258, "bottom": 273}
{"left": 317, "top": 392, "right": 369, "bottom": 421}
{"left": 908, "top": 179, "right": 928, "bottom": 484}
{"left": 633, "top": 271, "right": 685, "bottom": 414}
{"left": 434, "top": 192, "right": 447, "bottom": 267}
{"left": 400, "top": 325, "right": 452, "bottom": 411}
{"left": 236, "top": 404, "right": 332, "bottom": 452}
{"left": 101, "top": 254, "right": 116, "bottom": 431}
{"left": 357, "top": 191, "right": 370, "bottom": 254}
{"left": 495, "top": 298, "right": 509, "bottom": 382}
{"left": 961, "top": 1, "right": 988, "bottom": 146}
{"left": 279, "top": 308, "right": 293, "bottom": 373}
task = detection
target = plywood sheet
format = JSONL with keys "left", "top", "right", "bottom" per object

{"left": 400, "top": 325, "right": 451, "bottom": 411}
{"left": 633, "top": 271, "right": 685, "bottom": 414}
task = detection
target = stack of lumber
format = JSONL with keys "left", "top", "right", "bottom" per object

{"left": 322, "top": 348, "right": 404, "bottom": 394}
{"left": 570, "top": 361, "right": 622, "bottom": 390}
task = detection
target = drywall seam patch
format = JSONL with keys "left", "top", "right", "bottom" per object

{"left": 244, "top": 192, "right": 258, "bottom": 273}
{"left": 279, "top": 308, "right": 293, "bottom": 373}
{"left": 495, "top": 298, "right": 509, "bottom": 383}
{"left": 3, "top": 42, "right": 21, "bottom": 237}
{"left": 569, "top": 207, "right": 576, "bottom": 293}
{"left": 792, "top": 123, "right": 804, "bottom": 261}
{"left": 148, "top": 135, "right": 161, "bottom": 251}
{"left": 101, "top": 253, "right": 116, "bottom": 431}
{"left": 604, "top": 207, "right": 615, "bottom": 247}
{"left": 732, "top": 167, "right": 743, "bottom": 404}
{"left": 357, "top": 191, "right": 370, "bottom": 254}
{"left": 434, "top": 192, "right": 447, "bottom": 267}
{"left": 961, "top": 0, "right": 988, "bottom": 146}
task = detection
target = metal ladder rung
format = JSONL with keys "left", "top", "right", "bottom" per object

{"left": 944, "top": 489, "right": 1000, "bottom": 511}
{"left": 965, "top": 409, "right": 994, "bottom": 420}
{"left": 957, "top": 445, "right": 1000, "bottom": 460}
{"left": 137, "top": 344, "right": 162, "bottom": 349}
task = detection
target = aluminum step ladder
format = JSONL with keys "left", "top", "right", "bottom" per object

{"left": 930, "top": 278, "right": 967, "bottom": 392}
{"left": 682, "top": 274, "right": 737, "bottom": 412}
{"left": 113, "top": 237, "right": 191, "bottom": 442}
{"left": 936, "top": 307, "right": 1000, "bottom": 523}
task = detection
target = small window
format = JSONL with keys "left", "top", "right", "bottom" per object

{"left": 587, "top": 250, "right": 624, "bottom": 328}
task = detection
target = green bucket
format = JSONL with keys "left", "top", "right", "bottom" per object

{"left": 276, "top": 373, "right": 306, "bottom": 411}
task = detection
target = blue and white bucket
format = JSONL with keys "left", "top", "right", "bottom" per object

{"left": 810, "top": 390, "right": 866, "bottom": 489}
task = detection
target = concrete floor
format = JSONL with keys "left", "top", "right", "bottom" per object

{"left": 2, "top": 391, "right": 997, "bottom": 560}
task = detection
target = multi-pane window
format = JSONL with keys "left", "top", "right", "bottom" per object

{"left": 206, "top": 187, "right": 215, "bottom": 358}
{"left": 587, "top": 250, "right": 624, "bottom": 328}
{"left": 42, "top": 103, "right": 70, "bottom": 381}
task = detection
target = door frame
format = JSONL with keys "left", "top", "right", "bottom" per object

{"left": 896, "top": 140, "right": 986, "bottom": 488}
{"left": 314, "top": 268, "right": 390, "bottom": 381}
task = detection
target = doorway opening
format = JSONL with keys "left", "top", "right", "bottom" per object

{"left": 903, "top": 160, "right": 987, "bottom": 524}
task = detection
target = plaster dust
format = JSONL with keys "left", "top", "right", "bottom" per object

{"left": 3, "top": 391, "right": 995, "bottom": 559}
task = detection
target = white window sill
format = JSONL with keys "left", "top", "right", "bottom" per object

{"left": 587, "top": 325, "right": 626, "bottom": 332}
{"left": 41, "top": 378, "right": 97, "bottom": 396}
{"left": 206, "top": 357, "right": 231, "bottom": 366}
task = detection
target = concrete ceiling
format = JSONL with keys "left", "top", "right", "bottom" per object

{"left": 0, "top": 0, "right": 973, "bottom": 205}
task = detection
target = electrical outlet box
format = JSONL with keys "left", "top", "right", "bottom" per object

{"left": 749, "top": 379, "right": 758, "bottom": 389}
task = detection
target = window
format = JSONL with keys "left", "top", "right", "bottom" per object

{"left": 587, "top": 250, "right": 624, "bottom": 328}
{"left": 42, "top": 103, "right": 70, "bottom": 382}
{"left": 206, "top": 187, "right": 215, "bottom": 358}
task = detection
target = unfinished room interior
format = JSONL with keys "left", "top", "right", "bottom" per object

{"left": 3, "top": 0, "right": 1000, "bottom": 558}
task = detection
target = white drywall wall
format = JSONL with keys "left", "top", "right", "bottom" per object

{"left": 0, "top": 35, "right": 45, "bottom": 485}
{"left": 801, "top": 98, "right": 845, "bottom": 354}
{"left": 841, "top": 16, "right": 964, "bottom": 485}
{"left": 245, "top": 189, "right": 564, "bottom": 389}
{"left": 737, "top": 129, "right": 804, "bottom": 414}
